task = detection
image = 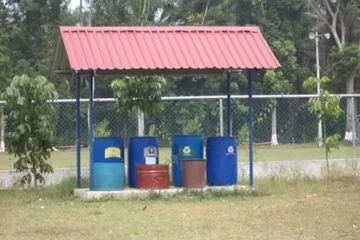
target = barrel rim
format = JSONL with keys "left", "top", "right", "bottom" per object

{"left": 136, "top": 163, "right": 169, "bottom": 167}
{"left": 172, "top": 134, "right": 203, "bottom": 138}
{"left": 93, "top": 136, "right": 124, "bottom": 140}
{"left": 129, "top": 136, "right": 158, "bottom": 140}
{"left": 137, "top": 170, "right": 169, "bottom": 173}
{"left": 207, "top": 136, "right": 237, "bottom": 140}
{"left": 181, "top": 159, "right": 206, "bottom": 162}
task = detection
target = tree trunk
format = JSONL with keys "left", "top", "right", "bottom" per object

{"left": 32, "top": 168, "right": 37, "bottom": 188}
{"left": 0, "top": 107, "right": 4, "bottom": 152}
{"left": 344, "top": 71, "right": 356, "bottom": 141}
{"left": 137, "top": 108, "right": 145, "bottom": 136}
{"left": 271, "top": 105, "right": 278, "bottom": 145}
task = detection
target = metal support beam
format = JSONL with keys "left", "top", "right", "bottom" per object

{"left": 75, "top": 71, "right": 81, "bottom": 188}
{"left": 352, "top": 97, "right": 356, "bottom": 160}
{"left": 248, "top": 70, "right": 254, "bottom": 188}
{"left": 88, "top": 70, "right": 95, "bottom": 190}
{"left": 219, "top": 98, "right": 224, "bottom": 136}
{"left": 226, "top": 71, "right": 232, "bottom": 136}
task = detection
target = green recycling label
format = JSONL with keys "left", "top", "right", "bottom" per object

{"left": 179, "top": 146, "right": 195, "bottom": 157}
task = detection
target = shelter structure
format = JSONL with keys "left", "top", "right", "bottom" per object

{"left": 52, "top": 26, "right": 281, "bottom": 188}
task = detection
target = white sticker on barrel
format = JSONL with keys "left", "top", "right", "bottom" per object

{"left": 145, "top": 157, "right": 156, "bottom": 165}
{"left": 226, "top": 146, "right": 235, "bottom": 155}
{"left": 180, "top": 146, "right": 194, "bottom": 156}
{"left": 183, "top": 146, "right": 190, "bottom": 154}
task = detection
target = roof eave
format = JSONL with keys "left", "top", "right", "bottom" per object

{"left": 51, "top": 37, "right": 63, "bottom": 77}
{"left": 51, "top": 35, "right": 73, "bottom": 78}
{"left": 52, "top": 25, "right": 282, "bottom": 76}
{"left": 54, "top": 66, "right": 280, "bottom": 77}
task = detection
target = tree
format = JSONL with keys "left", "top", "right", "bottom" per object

{"left": 2, "top": 0, "right": 352, "bottom": 147}
{"left": 5, "top": 0, "right": 75, "bottom": 92}
{"left": 111, "top": 75, "right": 167, "bottom": 129}
{"left": 262, "top": 38, "right": 295, "bottom": 145}
{"left": 308, "top": 0, "right": 360, "bottom": 141}
{"left": 235, "top": 0, "right": 310, "bottom": 144}
{"left": 303, "top": 76, "right": 343, "bottom": 172}
{"left": 2, "top": 75, "right": 58, "bottom": 187}
{"left": 330, "top": 43, "right": 360, "bottom": 139}
{"left": 0, "top": 2, "right": 12, "bottom": 153}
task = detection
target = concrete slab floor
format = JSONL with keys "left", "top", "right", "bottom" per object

{"left": 73, "top": 185, "right": 250, "bottom": 200}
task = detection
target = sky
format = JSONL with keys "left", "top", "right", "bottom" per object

{"left": 69, "top": 0, "right": 79, "bottom": 10}
{"left": 68, "top": 0, "right": 164, "bottom": 23}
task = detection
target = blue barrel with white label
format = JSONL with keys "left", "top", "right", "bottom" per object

{"left": 172, "top": 135, "right": 203, "bottom": 187}
{"left": 206, "top": 136, "right": 238, "bottom": 186}
{"left": 128, "top": 136, "right": 159, "bottom": 188}
{"left": 92, "top": 137, "right": 125, "bottom": 191}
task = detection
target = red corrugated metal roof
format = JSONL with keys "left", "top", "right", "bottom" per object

{"left": 57, "top": 26, "right": 280, "bottom": 71}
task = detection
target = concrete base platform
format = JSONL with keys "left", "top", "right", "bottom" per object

{"left": 74, "top": 185, "right": 249, "bottom": 200}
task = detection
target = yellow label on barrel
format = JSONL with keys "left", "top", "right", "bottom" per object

{"left": 104, "top": 147, "right": 121, "bottom": 159}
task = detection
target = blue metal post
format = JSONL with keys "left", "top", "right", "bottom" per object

{"left": 75, "top": 71, "right": 81, "bottom": 188}
{"left": 248, "top": 70, "right": 254, "bottom": 187}
{"left": 88, "top": 70, "right": 95, "bottom": 190}
{"left": 226, "top": 71, "right": 232, "bottom": 136}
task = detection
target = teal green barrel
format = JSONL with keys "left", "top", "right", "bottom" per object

{"left": 91, "top": 137, "right": 125, "bottom": 191}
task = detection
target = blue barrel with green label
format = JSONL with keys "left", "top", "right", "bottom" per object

{"left": 128, "top": 136, "right": 159, "bottom": 188}
{"left": 206, "top": 136, "right": 237, "bottom": 186}
{"left": 92, "top": 137, "right": 125, "bottom": 191}
{"left": 172, "top": 135, "right": 203, "bottom": 187}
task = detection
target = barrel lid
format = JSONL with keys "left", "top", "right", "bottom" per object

{"left": 207, "top": 136, "right": 237, "bottom": 140}
{"left": 172, "top": 134, "right": 203, "bottom": 138}
{"left": 129, "top": 136, "right": 157, "bottom": 139}
{"left": 93, "top": 136, "right": 124, "bottom": 140}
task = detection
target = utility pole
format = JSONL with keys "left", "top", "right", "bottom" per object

{"left": 79, "top": 0, "right": 83, "bottom": 26}
{"left": 309, "top": 32, "right": 330, "bottom": 147}
{"left": 88, "top": 0, "right": 92, "bottom": 27}
{"left": 315, "top": 32, "right": 323, "bottom": 147}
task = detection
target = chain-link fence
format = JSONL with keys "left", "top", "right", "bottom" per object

{"left": 1, "top": 95, "right": 359, "bottom": 162}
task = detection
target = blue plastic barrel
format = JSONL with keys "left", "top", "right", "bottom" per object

{"left": 128, "top": 136, "right": 159, "bottom": 188}
{"left": 172, "top": 135, "right": 203, "bottom": 187}
{"left": 92, "top": 137, "right": 125, "bottom": 191}
{"left": 206, "top": 137, "right": 238, "bottom": 186}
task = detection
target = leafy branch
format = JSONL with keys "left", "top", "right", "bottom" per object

{"left": 303, "top": 76, "right": 343, "bottom": 172}
{"left": 110, "top": 75, "right": 166, "bottom": 114}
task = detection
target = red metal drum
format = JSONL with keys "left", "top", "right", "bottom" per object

{"left": 183, "top": 159, "right": 206, "bottom": 188}
{"left": 136, "top": 164, "right": 170, "bottom": 189}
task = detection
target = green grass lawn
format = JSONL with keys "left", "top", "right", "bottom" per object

{"left": 0, "top": 144, "right": 357, "bottom": 170}
{"left": 0, "top": 176, "right": 359, "bottom": 240}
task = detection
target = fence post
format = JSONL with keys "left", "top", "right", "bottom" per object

{"left": 219, "top": 98, "right": 224, "bottom": 136}
{"left": 137, "top": 108, "right": 145, "bottom": 136}
{"left": 0, "top": 104, "right": 4, "bottom": 153}
{"left": 271, "top": 105, "right": 278, "bottom": 145}
{"left": 351, "top": 96, "right": 356, "bottom": 160}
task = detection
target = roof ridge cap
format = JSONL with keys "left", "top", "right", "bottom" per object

{"left": 60, "top": 26, "right": 260, "bottom": 33}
